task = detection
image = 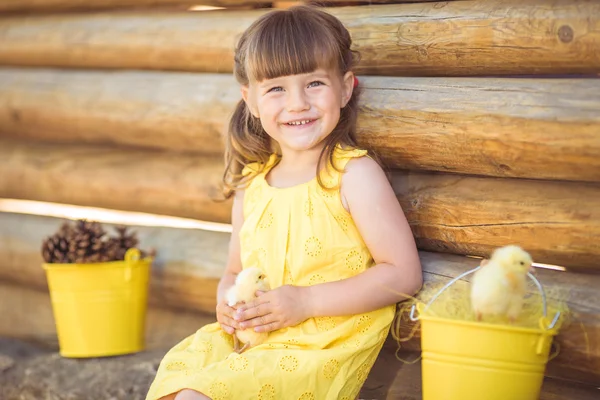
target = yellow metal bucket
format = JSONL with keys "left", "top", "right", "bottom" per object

{"left": 42, "top": 248, "right": 151, "bottom": 358}
{"left": 411, "top": 267, "right": 560, "bottom": 400}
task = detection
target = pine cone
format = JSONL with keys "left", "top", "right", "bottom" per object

{"left": 42, "top": 220, "right": 153, "bottom": 264}
{"left": 41, "top": 233, "right": 70, "bottom": 263}
{"left": 107, "top": 225, "right": 139, "bottom": 261}
{"left": 66, "top": 219, "right": 108, "bottom": 263}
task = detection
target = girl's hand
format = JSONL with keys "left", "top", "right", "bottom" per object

{"left": 216, "top": 300, "right": 239, "bottom": 335}
{"left": 234, "top": 285, "right": 311, "bottom": 333}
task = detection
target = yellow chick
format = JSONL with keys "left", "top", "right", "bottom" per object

{"left": 226, "top": 267, "right": 270, "bottom": 354}
{"left": 470, "top": 245, "right": 534, "bottom": 323}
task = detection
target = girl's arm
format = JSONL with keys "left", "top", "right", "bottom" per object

{"left": 216, "top": 189, "right": 244, "bottom": 333}
{"left": 305, "top": 156, "right": 423, "bottom": 318}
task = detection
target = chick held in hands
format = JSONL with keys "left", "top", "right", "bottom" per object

{"left": 226, "top": 267, "right": 271, "bottom": 354}
{"left": 470, "top": 245, "right": 534, "bottom": 323}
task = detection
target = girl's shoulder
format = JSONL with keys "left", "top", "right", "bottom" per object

{"left": 338, "top": 145, "right": 389, "bottom": 193}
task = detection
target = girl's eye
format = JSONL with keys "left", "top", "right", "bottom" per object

{"left": 308, "top": 81, "right": 324, "bottom": 88}
{"left": 267, "top": 86, "right": 283, "bottom": 93}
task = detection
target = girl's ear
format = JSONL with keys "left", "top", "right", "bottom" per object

{"left": 241, "top": 85, "right": 259, "bottom": 118}
{"left": 341, "top": 71, "right": 355, "bottom": 108}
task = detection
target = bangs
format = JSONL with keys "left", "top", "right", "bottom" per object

{"left": 244, "top": 10, "right": 343, "bottom": 82}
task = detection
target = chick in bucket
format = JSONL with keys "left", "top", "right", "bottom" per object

{"left": 470, "top": 245, "right": 534, "bottom": 323}
{"left": 390, "top": 244, "right": 569, "bottom": 362}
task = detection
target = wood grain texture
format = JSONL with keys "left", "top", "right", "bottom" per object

{"left": 0, "top": 69, "right": 236, "bottom": 156}
{"left": 2, "top": 69, "right": 599, "bottom": 182}
{"left": 1, "top": 212, "right": 598, "bottom": 385}
{"left": 0, "top": 0, "right": 430, "bottom": 13}
{"left": 394, "top": 172, "right": 600, "bottom": 271}
{"left": 0, "top": 139, "right": 232, "bottom": 223}
{"left": 0, "top": 0, "right": 598, "bottom": 76}
{"left": 0, "top": 0, "right": 261, "bottom": 12}
{"left": 2, "top": 139, "right": 599, "bottom": 270}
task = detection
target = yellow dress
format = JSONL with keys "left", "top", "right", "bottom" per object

{"left": 146, "top": 146, "right": 396, "bottom": 400}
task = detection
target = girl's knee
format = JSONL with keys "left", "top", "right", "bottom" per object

{"left": 175, "top": 389, "right": 211, "bottom": 400}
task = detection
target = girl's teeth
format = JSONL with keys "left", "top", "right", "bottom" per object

{"left": 288, "top": 120, "right": 311, "bottom": 126}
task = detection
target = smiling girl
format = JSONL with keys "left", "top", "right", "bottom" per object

{"left": 146, "top": 6, "right": 422, "bottom": 400}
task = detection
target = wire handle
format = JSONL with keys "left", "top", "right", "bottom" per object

{"left": 409, "top": 265, "right": 561, "bottom": 330}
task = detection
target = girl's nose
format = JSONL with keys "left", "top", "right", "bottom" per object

{"left": 286, "top": 88, "right": 310, "bottom": 112}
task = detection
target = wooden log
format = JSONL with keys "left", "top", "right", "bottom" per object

{"left": 0, "top": 138, "right": 232, "bottom": 224}
{"left": 2, "top": 69, "right": 600, "bottom": 182}
{"left": 0, "top": 69, "right": 235, "bottom": 156}
{"left": 2, "top": 139, "right": 599, "bottom": 270}
{"left": 1, "top": 211, "right": 598, "bottom": 385}
{"left": 0, "top": 0, "right": 259, "bottom": 13}
{"left": 0, "top": 0, "right": 598, "bottom": 76}
{"left": 394, "top": 172, "right": 600, "bottom": 271}
{"left": 0, "top": 0, "right": 425, "bottom": 13}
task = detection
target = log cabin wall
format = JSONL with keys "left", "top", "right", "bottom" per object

{"left": 0, "top": 0, "right": 599, "bottom": 392}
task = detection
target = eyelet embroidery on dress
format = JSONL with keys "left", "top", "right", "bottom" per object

{"left": 286, "top": 338, "right": 300, "bottom": 345}
{"left": 322, "top": 359, "right": 340, "bottom": 379}
{"left": 342, "top": 336, "right": 361, "bottom": 349}
{"left": 345, "top": 250, "right": 364, "bottom": 271}
{"left": 209, "top": 381, "right": 230, "bottom": 400}
{"left": 298, "top": 393, "right": 315, "bottom": 400}
{"left": 258, "top": 211, "right": 273, "bottom": 229}
{"left": 334, "top": 214, "right": 349, "bottom": 232}
{"left": 304, "top": 237, "right": 323, "bottom": 257}
{"left": 318, "top": 185, "right": 336, "bottom": 199}
{"left": 357, "top": 362, "right": 371, "bottom": 383}
{"left": 228, "top": 355, "right": 248, "bottom": 371}
{"left": 357, "top": 315, "right": 373, "bottom": 334}
{"left": 315, "top": 317, "right": 336, "bottom": 332}
{"left": 188, "top": 340, "right": 212, "bottom": 353}
{"left": 308, "top": 274, "right": 325, "bottom": 285}
{"left": 279, "top": 355, "right": 299, "bottom": 372}
{"left": 304, "top": 198, "right": 313, "bottom": 217}
{"left": 165, "top": 361, "right": 187, "bottom": 371}
{"left": 258, "top": 384, "right": 276, "bottom": 400}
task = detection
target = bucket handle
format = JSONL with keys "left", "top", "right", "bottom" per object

{"left": 123, "top": 248, "right": 141, "bottom": 282}
{"left": 409, "top": 265, "right": 561, "bottom": 331}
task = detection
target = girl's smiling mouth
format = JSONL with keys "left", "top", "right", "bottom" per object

{"left": 283, "top": 118, "right": 317, "bottom": 127}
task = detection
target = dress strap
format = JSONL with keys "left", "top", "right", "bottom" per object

{"left": 319, "top": 145, "right": 369, "bottom": 190}
{"left": 241, "top": 154, "right": 279, "bottom": 178}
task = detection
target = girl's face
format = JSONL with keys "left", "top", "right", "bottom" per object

{"left": 242, "top": 68, "right": 354, "bottom": 154}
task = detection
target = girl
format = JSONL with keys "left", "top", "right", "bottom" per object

{"left": 146, "top": 5, "right": 422, "bottom": 400}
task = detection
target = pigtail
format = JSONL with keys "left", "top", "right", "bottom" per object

{"left": 222, "top": 99, "right": 272, "bottom": 199}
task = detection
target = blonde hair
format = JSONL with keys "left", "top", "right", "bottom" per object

{"left": 222, "top": 5, "right": 366, "bottom": 199}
